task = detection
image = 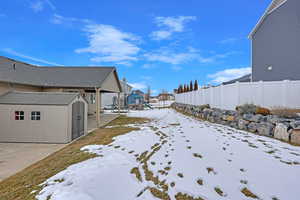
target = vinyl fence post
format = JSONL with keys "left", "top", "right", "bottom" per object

{"left": 259, "top": 80, "right": 264, "bottom": 107}
{"left": 220, "top": 84, "right": 224, "bottom": 109}
{"left": 236, "top": 81, "right": 240, "bottom": 108}
{"left": 283, "top": 80, "right": 289, "bottom": 107}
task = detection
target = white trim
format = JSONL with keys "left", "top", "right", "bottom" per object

{"left": 248, "top": 0, "right": 287, "bottom": 39}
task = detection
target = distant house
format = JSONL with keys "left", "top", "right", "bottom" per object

{"left": 158, "top": 93, "right": 175, "bottom": 101}
{"left": 127, "top": 90, "right": 144, "bottom": 106}
{"left": 101, "top": 78, "right": 132, "bottom": 109}
{"left": 0, "top": 56, "right": 122, "bottom": 143}
{"left": 249, "top": 0, "right": 300, "bottom": 81}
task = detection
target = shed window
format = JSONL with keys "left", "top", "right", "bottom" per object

{"left": 31, "top": 111, "right": 41, "bottom": 120}
{"left": 15, "top": 111, "right": 24, "bottom": 120}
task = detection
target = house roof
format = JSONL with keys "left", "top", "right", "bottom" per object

{"left": 0, "top": 91, "right": 81, "bottom": 105}
{"left": 0, "top": 56, "right": 121, "bottom": 90}
{"left": 249, "top": 0, "right": 287, "bottom": 39}
{"left": 222, "top": 74, "right": 251, "bottom": 85}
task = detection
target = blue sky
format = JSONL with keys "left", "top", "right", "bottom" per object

{"left": 0, "top": 0, "right": 271, "bottom": 95}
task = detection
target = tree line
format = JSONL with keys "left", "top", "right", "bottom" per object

{"left": 175, "top": 80, "right": 199, "bottom": 94}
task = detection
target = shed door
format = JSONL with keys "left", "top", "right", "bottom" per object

{"left": 72, "top": 101, "right": 85, "bottom": 140}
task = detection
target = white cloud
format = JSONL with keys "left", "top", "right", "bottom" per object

{"left": 75, "top": 24, "right": 140, "bottom": 65}
{"left": 44, "top": 0, "right": 56, "bottom": 10}
{"left": 142, "top": 64, "right": 156, "bottom": 69}
{"left": 151, "top": 16, "right": 196, "bottom": 40}
{"left": 144, "top": 47, "right": 198, "bottom": 65}
{"left": 0, "top": 13, "right": 6, "bottom": 18}
{"left": 50, "top": 14, "right": 91, "bottom": 25}
{"left": 30, "top": 0, "right": 55, "bottom": 12}
{"left": 219, "top": 37, "right": 239, "bottom": 44}
{"left": 129, "top": 82, "right": 147, "bottom": 90}
{"left": 30, "top": 1, "right": 44, "bottom": 12}
{"left": 2, "top": 48, "right": 63, "bottom": 66}
{"left": 208, "top": 67, "right": 251, "bottom": 84}
{"left": 144, "top": 47, "right": 225, "bottom": 65}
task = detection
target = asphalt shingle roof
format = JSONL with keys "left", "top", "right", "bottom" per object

{"left": 0, "top": 56, "right": 116, "bottom": 88}
{"left": 0, "top": 91, "right": 80, "bottom": 105}
{"left": 222, "top": 74, "right": 251, "bottom": 85}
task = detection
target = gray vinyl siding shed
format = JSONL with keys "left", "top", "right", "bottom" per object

{"left": 0, "top": 92, "right": 88, "bottom": 143}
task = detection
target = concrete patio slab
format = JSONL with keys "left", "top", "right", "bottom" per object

{"left": 0, "top": 143, "right": 65, "bottom": 182}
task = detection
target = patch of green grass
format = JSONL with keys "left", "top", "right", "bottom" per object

{"left": 177, "top": 173, "right": 184, "bottom": 178}
{"left": 169, "top": 123, "right": 180, "bottom": 126}
{"left": 193, "top": 153, "right": 203, "bottom": 159}
{"left": 214, "top": 187, "right": 225, "bottom": 197}
{"left": 280, "top": 160, "right": 293, "bottom": 165}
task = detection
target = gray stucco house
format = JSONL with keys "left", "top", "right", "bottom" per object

{"left": 249, "top": 0, "right": 300, "bottom": 81}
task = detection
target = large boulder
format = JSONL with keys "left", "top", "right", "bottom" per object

{"left": 257, "top": 122, "right": 274, "bottom": 136}
{"left": 266, "top": 115, "right": 287, "bottom": 124}
{"left": 236, "top": 104, "right": 257, "bottom": 115}
{"left": 238, "top": 119, "right": 249, "bottom": 130}
{"left": 222, "top": 115, "right": 235, "bottom": 121}
{"left": 251, "top": 114, "right": 264, "bottom": 123}
{"left": 248, "top": 122, "right": 258, "bottom": 133}
{"left": 274, "top": 123, "right": 290, "bottom": 142}
{"left": 290, "top": 129, "right": 300, "bottom": 145}
{"left": 243, "top": 114, "right": 254, "bottom": 121}
{"left": 290, "top": 121, "right": 300, "bottom": 129}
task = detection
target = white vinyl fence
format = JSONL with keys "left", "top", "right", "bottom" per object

{"left": 175, "top": 80, "right": 300, "bottom": 110}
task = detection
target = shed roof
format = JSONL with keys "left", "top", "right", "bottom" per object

{"left": 249, "top": 0, "right": 287, "bottom": 39}
{"left": 0, "top": 56, "right": 121, "bottom": 90}
{"left": 0, "top": 91, "right": 81, "bottom": 105}
{"left": 222, "top": 74, "right": 251, "bottom": 85}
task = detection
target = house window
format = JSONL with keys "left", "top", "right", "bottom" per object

{"left": 15, "top": 111, "right": 24, "bottom": 120}
{"left": 31, "top": 111, "right": 41, "bottom": 120}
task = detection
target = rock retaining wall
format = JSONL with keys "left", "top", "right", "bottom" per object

{"left": 172, "top": 103, "right": 300, "bottom": 145}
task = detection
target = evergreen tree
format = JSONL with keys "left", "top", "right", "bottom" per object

{"left": 190, "top": 81, "right": 193, "bottom": 91}
{"left": 194, "top": 80, "right": 199, "bottom": 91}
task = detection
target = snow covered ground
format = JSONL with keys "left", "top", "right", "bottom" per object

{"left": 36, "top": 109, "right": 300, "bottom": 200}
{"left": 150, "top": 100, "right": 174, "bottom": 108}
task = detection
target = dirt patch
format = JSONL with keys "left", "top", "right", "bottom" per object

{"left": 214, "top": 187, "right": 225, "bottom": 197}
{"left": 193, "top": 153, "right": 203, "bottom": 159}
{"left": 196, "top": 179, "right": 203, "bottom": 185}
{"left": 175, "top": 192, "right": 205, "bottom": 200}
{"left": 177, "top": 173, "right": 184, "bottom": 178}
{"left": 241, "top": 187, "right": 258, "bottom": 199}
{"left": 130, "top": 167, "right": 143, "bottom": 182}
{"left": 149, "top": 187, "right": 170, "bottom": 200}
{"left": 206, "top": 167, "right": 217, "bottom": 175}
